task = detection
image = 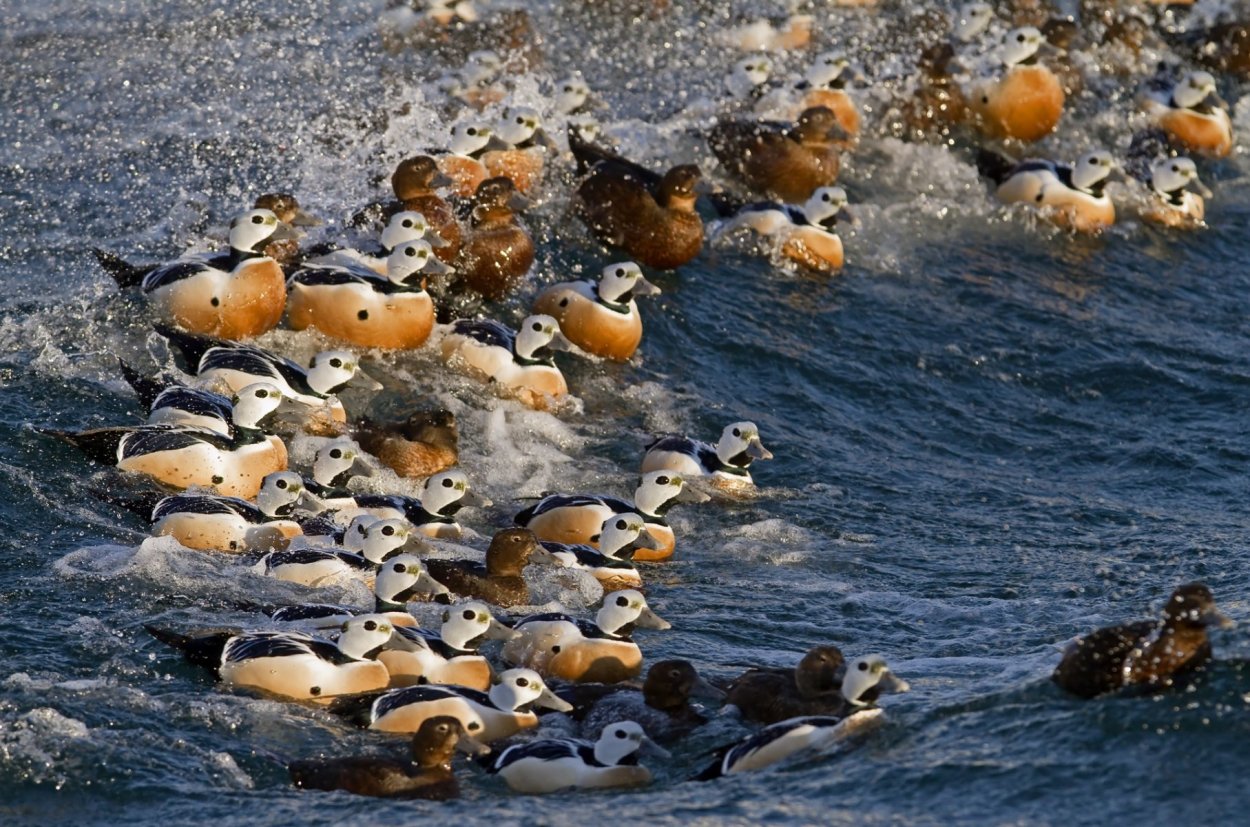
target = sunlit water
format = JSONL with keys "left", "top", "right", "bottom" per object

{"left": 4, "top": 1, "right": 1250, "bottom": 824}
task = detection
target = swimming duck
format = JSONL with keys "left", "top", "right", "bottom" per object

{"left": 720, "top": 14, "right": 814, "bottom": 52}
{"left": 481, "top": 105, "right": 556, "bottom": 194}
{"left": 1052, "top": 583, "right": 1233, "bottom": 699}
{"left": 378, "top": 600, "right": 518, "bottom": 689}
{"left": 423, "top": 528, "right": 551, "bottom": 608}
{"left": 255, "top": 517, "right": 421, "bottom": 587}
{"left": 356, "top": 409, "right": 459, "bottom": 480}
{"left": 436, "top": 121, "right": 506, "bottom": 198}
{"left": 501, "top": 589, "right": 672, "bottom": 684}
{"left": 1132, "top": 155, "right": 1211, "bottom": 229}
{"left": 157, "top": 324, "right": 382, "bottom": 431}
{"left": 40, "top": 381, "right": 287, "bottom": 498}
{"left": 483, "top": 720, "right": 666, "bottom": 794}
{"left": 1141, "top": 69, "right": 1234, "bottom": 158}
{"left": 707, "top": 107, "right": 843, "bottom": 204}
{"left": 440, "top": 315, "right": 571, "bottom": 410}
{"left": 357, "top": 157, "right": 461, "bottom": 263}
{"left": 642, "top": 421, "right": 774, "bottom": 490}
{"left": 555, "top": 74, "right": 594, "bottom": 116}
{"left": 149, "top": 470, "right": 313, "bottom": 553}
{"left": 145, "top": 614, "right": 396, "bottom": 702}
{"left": 118, "top": 361, "right": 280, "bottom": 438}
{"left": 452, "top": 177, "right": 535, "bottom": 299}
{"left": 977, "top": 149, "right": 1116, "bottom": 233}
{"left": 286, "top": 240, "right": 450, "bottom": 350}
{"left": 569, "top": 128, "right": 703, "bottom": 270}
{"left": 513, "top": 470, "right": 710, "bottom": 562}
{"left": 712, "top": 185, "right": 850, "bottom": 273}
{"left": 727, "top": 649, "right": 910, "bottom": 725}
{"left": 532, "top": 261, "right": 660, "bottom": 361}
{"left": 333, "top": 667, "right": 572, "bottom": 741}
{"left": 289, "top": 715, "right": 488, "bottom": 800}
{"left": 305, "top": 210, "right": 447, "bottom": 276}
{"left": 693, "top": 711, "right": 886, "bottom": 780}
{"left": 538, "top": 513, "right": 658, "bottom": 592}
{"left": 559, "top": 659, "right": 725, "bottom": 744}
{"left": 329, "top": 469, "right": 488, "bottom": 539}
{"left": 967, "top": 26, "right": 1065, "bottom": 142}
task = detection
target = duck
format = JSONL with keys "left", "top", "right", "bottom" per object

{"left": 642, "top": 421, "right": 774, "bottom": 490}
{"left": 452, "top": 176, "right": 535, "bottom": 299}
{"left": 354, "top": 157, "right": 461, "bottom": 263}
{"left": 145, "top": 614, "right": 396, "bottom": 702}
{"left": 532, "top": 261, "right": 660, "bottom": 361}
{"left": 513, "top": 470, "right": 710, "bottom": 562}
{"left": 254, "top": 517, "right": 422, "bottom": 587}
{"left": 501, "top": 589, "right": 673, "bottom": 684}
{"left": 156, "top": 324, "right": 382, "bottom": 432}
{"left": 440, "top": 315, "right": 571, "bottom": 410}
{"left": 719, "top": 14, "right": 813, "bottom": 52}
{"left": 331, "top": 469, "right": 490, "bottom": 539}
{"left": 306, "top": 437, "right": 374, "bottom": 501}
{"left": 976, "top": 149, "right": 1116, "bottom": 233}
{"left": 39, "top": 381, "right": 288, "bottom": 498}
{"left": 1132, "top": 155, "right": 1211, "bottom": 229}
{"left": 304, "top": 209, "right": 448, "bottom": 276}
{"left": 332, "top": 667, "right": 572, "bottom": 741}
{"left": 481, "top": 105, "right": 556, "bottom": 194}
{"left": 378, "top": 600, "right": 519, "bottom": 690}
{"left": 967, "top": 26, "right": 1065, "bottom": 142}
{"left": 117, "top": 360, "right": 278, "bottom": 438}
{"left": 727, "top": 649, "right": 910, "bottom": 725}
{"left": 355, "top": 409, "right": 459, "bottom": 480}
{"left": 787, "top": 52, "right": 860, "bottom": 144}
{"left": 538, "top": 512, "right": 658, "bottom": 591}
{"left": 286, "top": 240, "right": 450, "bottom": 350}
{"left": 1141, "top": 69, "right": 1234, "bottom": 158}
{"left": 707, "top": 107, "right": 843, "bottom": 204}
{"left": 255, "top": 552, "right": 449, "bottom": 627}
{"left": 1052, "top": 583, "right": 1233, "bottom": 699}
{"left": 95, "top": 208, "right": 296, "bottom": 339}
{"left": 149, "top": 470, "right": 313, "bottom": 553}
{"left": 288, "top": 715, "right": 488, "bottom": 800}
{"left": 436, "top": 121, "right": 506, "bottom": 198}
{"left": 482, "top": 720, "right": 666, "bottom": 794}
{"left": 423, "top": 528, "right": 552, "bottom": 608}
{"left": 710, "top": 186, "right": 850, "bottom": 273}
{"left": 570, "top": 128, "right": 703, "bottom": 270}
{"left": 692, "top": 711, "right": 887, "bottom": 780}
{"left": 554, "top": 73, "right": 594, "bottom": 116}
{"left": 559, "top": 659, "right": 725, "bottom": 744}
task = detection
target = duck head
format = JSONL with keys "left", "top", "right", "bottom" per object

{"left": 338, "top": 615, "right": 395, "bottom": 660}
{"left": 954, "top": 3, "right": 994, "bottom": 43}
{"left": 514, "top": 314, "right": 572, "bottom": 361}
{"left": 634, "top": 470, "right": 711, "bottom": 517}
{"left": 802, "top": 186, "right": 850, "bottom": 230}
{"left": 441, "top": 600, "right": 519, "bottom": 650}
{"left": 229, "top": 382, "right": 284, "bottom": 430}
{"left": 597, "top": 589, "right": 672, "bottom": 635}
{"left": 489, "top": 668, "right": 572, "bottom": 712}
{"left": 313, "top": 437, "right": 374, "bottom": 487}
{"left": 420, "top": 469, "right": 491, "bottom": 516}
{"left": 1071, "top": 151, "right": 1115, "bottom": 195}
{"left": 555, "top": 74, "right": 592, "bottom": 114}
{"left": 596, "top": 512, "right": 660, "bottom": 559}
{"left": 1001, "top": 26, "right": 1043, "bottom": 67}
{"left": 376, "top": 553, "right": 450, "bottom": 605}
{"left": 411, "top": 715, "right": 490, "bottom": 769}
{"left": 361, "top": 518, "right": 423, "bottom": 564}
{"left": 306, "top": 351, "right": 382, "bottom": 394}
{"left": 841, "top": 655, "right": 910, "bottom": 706}
{"left": 386, "top": 240, "right": 453, "bottom": 286}
{"left": 596, "top": 261, "right": 660, "bottom": 305}
{"left": 486, "top": 527, "right": 549, "bottom": 576}
{"left": 1163, "top": 583, "right": 1234, "bottom": 631}
{"left": 803, "top": 51, "right": 850, "bottom": 90}
{"left": 382, "top": 210, "right": 448, "bottom": 252}
{"left": 1150, "top": 157, "right": 1211, "bottom": 200}
{"left": 392, "top": 156, "right": 452, "bottom": 199}
{"left": 657, "top": 165, "right": 701, "bottom": 212}
{"left": 594, "top": 721, "right": 669, "bottom": 765}
{"left": 794, "top": 644, "right": 845, "bottom": 697}
{"left": 228, "top": 208, "right": 296, "bottom": 254}
{"left": 716, "top": 421, "right": 774, "bottom": 469}
{"left": 1173, "top": 71, "right": 1224, "bottom": 111}
{"left": 727, "top": 55, "right": 772, "bottom": 98}
{"left": 255, "top": 470, "right": 318, "bottom": 517}
{"left": 643, "top": 659, "right": 725, "bottom": 711}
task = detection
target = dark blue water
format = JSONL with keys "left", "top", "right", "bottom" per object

{"left": 4, "top": 1, "right": 1250, "bottom": 824}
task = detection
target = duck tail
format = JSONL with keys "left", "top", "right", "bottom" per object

{"left": 325, "top": 691, "right": 386, "bottom": 728}
{"left": 568, "top": 124, "right": 623, "bottom": 176}
{"left": 975, "top": 148, "right": 1016, "bottom": 186}
{"left": 90, "top": 485, "right": 164, "bottom": 519}
{"left": 93, "top": 249, "right": 155, "bottom": 289}
{"left": 34, "top": 426, "right": 125, "bottom": 466}
{"left": 143, "top": 625, "right": 232, "bottom": 671}
{"left": 153, "top": 322, "right": 224, "bottom": 369}
{"left": 118, "top": 359, "right": 174, "bottom": 410}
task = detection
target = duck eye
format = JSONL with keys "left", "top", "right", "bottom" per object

{"left": 382, "top": 525, "right": 396, "bottom": 537}
{"left": 732, "top": 428, "right": 741, "bottom": 437}
{"left": 1016, "top": 33, "right": 1025, "bottom": 42}
{"left": 615, "top": 519, "right": 627, "bottom": 530}
{"left": 329, "top": 448, "right": 343, "bottom": 459}
{"left": 466, "top": 127, "right": 477, "bottom": 136}
{"left": 468, "top": 722, "right": 481, "bottom": 731}
{"left": 329, "top": 358, "right": 343, "bottom": 368}
{"left": 515, "top": 677, "right": 529, "bottom": 687}
{"left": 531, "top": 321, "right": 543, "bottom": 332}
{"left": 255, "top": 389, "right": 268, "bottom": 398}
{"left": 463, "top": 609, "right": 476, "bottom": 620}
{"left": 563, "top": 85, "right": 573, "bottom": 92}
{"left": 442, "top": 478, "right": 454, "bottom": 488}
{"left": 516, "top": 116, "right": 525, "bottom": 124}
{"left": 275, "top": 479, "right": 288, "bottom": 489}
{"left": 1172, "top": 164, "right": 1180, "bottom": 173}
{"left": 1089, "top": 158, "right": 1097, "bottom": 165}
{"left": 392, "top": 562, "right": 405, "bottom": 573}
{"left": 364, "top": 620, "right": 378, "bottom": 631}
{"left": 857, "top": 661, "right": 869, "bottom": 672}
{"left": 551, "top": 645, "right": 561, "bottom": 653}
{"left": 405, "top": 247, "right": 416, "bottom": 257}
{"left": 615, "top": 267, "right": 625, "bottom": 277}
{"left": 616, "top": 595, "right": 629, "bottom": 607}
{"left": 655, "top": 475, "right": 669, "bottom": 485}
{"left": 251, "top": 214, "right": 264, "bottom": 224}
{"left": 401, "top": 218, "right": 413, "bottom": 228}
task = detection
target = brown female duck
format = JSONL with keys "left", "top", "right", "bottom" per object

{"left": 725, "top": 644, "right": 844, "bottom": 724}
{"left": 453, "top": 176, "right": 534, "bottom": 299}
{"left": 425, "top": 527, "right": 551, "bottom": 608}
{"left": 356, "top": 409, "right": 458, "bottom": 479}
{"left": 557, "top": 659, "right": 725, "bottom": 744}
{"left": 570, "top": 127, "right": 703, "bottom": 270}
{"left": 288, "top": 715, "right": 488, "bottom": 799}
{"left": 707, "top": 106, "right": 843, "bottom": 203}
{"left": 1053, "top": 583, "right": 1233, "bottom": 699}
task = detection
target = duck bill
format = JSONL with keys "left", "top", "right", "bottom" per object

{"left": 290, "top": 209, "right": 322, "bottom": 227}
{"left": 879, "top": 671, "right": 911, "bottom": 694}
{"left": 1204, "top": 607, "right": 1235, "bottom": 630}
{"left": 1205, "top": 90, "right": 1229, "bottom": 111}
{"left": 692, "top": 673, "right": 727, "bottom": 701}
{"left": 416, "top": 570, "right": 452, "bottom": 600}
{"left": 296, "top": 489, "right": 326, "bottom": 511}
{"left": 536, "top": 686, "right": 574, "bottom": 712}
{"left": 481, "top": 134, "right": 512, "bottom": 153}
{"left": 459, "top": 490, "right": 492, "bottom": 508}
{"left": 485, "top": 617, "right": 520, "bottom": 641}
{"left": 632, "top": 276, "right": 662, "bottom": 297}
{"left": 422, "top": 256, "right": 455, "bottom": 276}
{"left": 506, "top": 191, "right": 532, "bottom": 211}
{"left": 349, "top": 455, "right": 376, "bottom": 478}
{"left": 270, "top": 221, "right": 302, "bottom": 242}
{"left": 533, "top": 126, "right": 559, "bottom": 152}
{"left": 426, "top": 230, "right": 451, "bottom": 248}
{"left": 1189, "top": 178, "right": 1213, "bottom": 199}
{"left": 455, "top": 733, "right": 492, "bottom": 757}
{"left": 639, "top": 736, "right": 671, "bottom": 760}
{"left": 635, "top": 606, "right": 672, "bottom": 631}
{"left": 545, "top": 329, "right": 574, "bottom": 352}
{"left": 346, "top": 368, "right": 384, "bottom": 391}
{"left": 632, "top": 528, "right": 662, "bottom": 551}
{"left": 675, "top": 485, "right": 711, "bottom": 504}
{"left": 401, "top": 534, "right": 432, "bottom": 553}
{"left": 746, "top": 438, "right": 773, "bottom": 461}
{"left": 431, "top": 171, "right": 455, "bottom": 189}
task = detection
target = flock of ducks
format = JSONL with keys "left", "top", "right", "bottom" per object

{"left": 38, "top": 0, "right": 1246, "bottom": 801}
